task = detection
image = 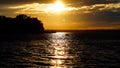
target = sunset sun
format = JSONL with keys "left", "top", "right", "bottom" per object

{"left": 45, "top": 0, "right": 65, "bottom": 13}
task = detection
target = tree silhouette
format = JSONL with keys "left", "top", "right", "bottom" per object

{"left": 0, "top": 14, "right": 44, "bottom": 33}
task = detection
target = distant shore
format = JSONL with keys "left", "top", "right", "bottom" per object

{"left": 0, "top": 30, "right": 120, "bottom": 41}
{"left": 45, "top": 29, "right": 120, "bottom": 32}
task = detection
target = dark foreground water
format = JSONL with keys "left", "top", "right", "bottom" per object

{"left": 0, "top": 32, "right": 120, "bottom": 68}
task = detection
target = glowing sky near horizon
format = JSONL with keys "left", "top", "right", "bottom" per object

{"left": 0, "top": 0, "right": 120, "bottom": 30}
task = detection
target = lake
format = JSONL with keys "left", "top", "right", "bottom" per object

{"left": 0, "top": 31, "right": 120, "bottom": 68}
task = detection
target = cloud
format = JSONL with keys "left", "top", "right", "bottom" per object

{"left": 82, "top": 0, "right": 120, "bottom": 5}
{"left": 0, "top": 0, "right": 55, "bottom": 5}
{"left": 72, "top": 2, "right": 120, "bottom": 14}
{"left": 63, "top": 0, "right": 120, "bottom": 6}
{"left": 8, "top": 3, "right": 47, "bottom": 14}
{"left": 8, "top": 3, "right": 77, "bottom": 14}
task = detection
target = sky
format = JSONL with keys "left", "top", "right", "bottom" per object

{"left": 0, "top": 0, "right": 120, "bottom": 30}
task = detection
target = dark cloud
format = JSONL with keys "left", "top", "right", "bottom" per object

{"left": 57, "top": 0, "right": 120, "bottom": 9}
{"left": 64, "top": 0, "right": 120, "bottom": 7}
{"left": 81, "top": 0, "right": 120, "bottom": 5}
{"left": 0, "top": 0, "right": 55, "bottom": 5}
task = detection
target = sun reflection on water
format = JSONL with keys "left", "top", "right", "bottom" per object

{"left": 47, "top": 32, "right": 73, "bottom": 67}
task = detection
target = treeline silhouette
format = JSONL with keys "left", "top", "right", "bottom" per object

{"left": 0, "top": 14, "right": 44, "bottom": 33}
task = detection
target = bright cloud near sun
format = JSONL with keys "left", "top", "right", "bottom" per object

{"left": 9, "top": 0, "right": 76, "bottom": 14}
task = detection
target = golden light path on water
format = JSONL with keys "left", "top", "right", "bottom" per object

{"left": 48, "top": 32, "right": 74, "bottom": 68}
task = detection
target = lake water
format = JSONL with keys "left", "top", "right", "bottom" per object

{"left": 0, "top": 32, "right": 120, "bottom": 68}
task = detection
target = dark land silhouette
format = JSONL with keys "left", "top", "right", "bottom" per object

{"left": 0, "top": 14, "right": 44, "bottom": 34}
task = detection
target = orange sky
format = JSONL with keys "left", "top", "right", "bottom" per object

{"left": 0, "top": 0, "right": 120, "bottom": 30}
